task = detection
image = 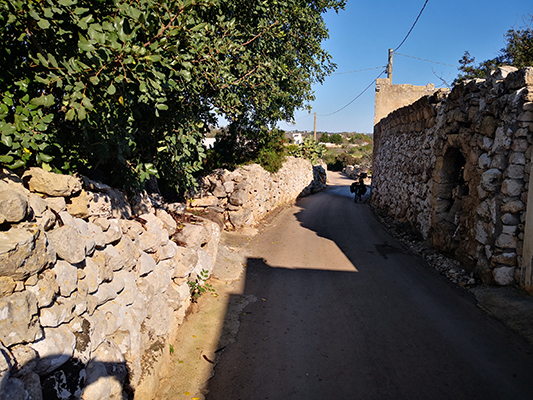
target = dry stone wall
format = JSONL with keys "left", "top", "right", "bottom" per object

{"left": 191, "top": 157, "right": 327, "bottom": 229}
{"left": 0, "top": 156, "right": 324, "bottom": 400}
{"left": 372, "top": 66, "right": 533, "bottom": 290}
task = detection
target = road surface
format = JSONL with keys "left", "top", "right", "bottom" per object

{"left": 206, "top": 172, "right": 533, "bottom": 400}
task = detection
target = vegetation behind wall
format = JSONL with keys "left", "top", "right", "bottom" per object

{"left": 0, "top": 0, "right": 345, "bottom": 195}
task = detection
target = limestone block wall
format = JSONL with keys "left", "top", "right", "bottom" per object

{"left": 372, "top": 66, "right": 533, "bottom": 290}
{"left": 0, "top": 156, "right": 324, "bottom": 399}
{"left": 191, "top": 157, "right": 327, "bottom": 229}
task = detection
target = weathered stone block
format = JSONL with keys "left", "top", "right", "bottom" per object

{"left": 501, "top": 200, "right": 524, "bottom": 213}
{"left": 495, "top": 233, "right": 518, "bottom": 249}
{"left": 478, "top": 153, "right": 491, "bottom": 169}
{"left": 39, "top": 297, "right": 76, "bottom": 328}
{"left": 506, "top": 164, "right": 525, "bottom": 179}
{"left": 0, "top": 225, "right": 55, "bottom": 280}
{"left": 475, "top": 220, "right": 488, "bottom": 244}
{"left": 173, "top": 223, "right": 207, "bottom": 249}
{"left": 1, "top": 377, "right": 26, "bottom": 399}
{"left": 114, "top": 236, "right": 137, "bottom": 270}
{"left": 172, "top": 247, "right": 197, "bottom": 278}
{"left": 102, "top": 245, "right": 125, "bottom": 272}
{"left": 31, "top": 326, "right": 76, "bottom": 375}
{"left": 493, "top": 266, "right": 516, "bottom": 285}
{"left": 519, "top": 111, "right": 533, "bottom": 122}
{"left": 66, "top": 189, "right": 89, "bottom": 219}
{"left": 0, "top": 190, "right": 28, "bottom": 223}
{"left": 44, "top": 196, "right": 67, "bottom": 213}
{"left": 0, "top": 292, "right": 41, "bottom": 347}
{"left": 79, "top": 258, "right": 99, "bottom": 294}
{"left": 155, "top": 208, "right": 177, "bottom": 237}
{"left": 137, "top": 252, "right": 156, "bottom": 277}
{"left": 94, "top": 281, "right": 120, "bottom": 307}
{"left": 87, "top": 222, "right": 107, "bottom": 250}
{"left": 20, "top": 372, "right": 42, "bottom": 400}
{"left": 27, "top": 270, "right": 58, "bottom": 308}
{"left": 105, "top": 219, "right": 123, "bottom": 244}
{"left": 10, "top": 344, "right": 38, "bottom": 378}
{"left": 501, "top": 213, "right": 520, "bottom": 225}
{"left": 501, "top": 179, "right": 523, "bottom": 197}
{"left": 155, "top": 240, "right": 178, "bottom": 263}
{"left": 52, "top": 260, "right": 78, "bottom": 297}
{"left": 229, "top": 208, "right": 253, "bottom": 227}
{"left": 89, "top": 250, "right": 113, "bottom": 284}
{"left": 211, "top": 183, "right": 227, "bottom": 198}
{"left": 492, "top": 252, "right": 517, "bottom": 266}
{"left": 0, "top": 276, "right": 16, "bottom": 298}
{"left": 190, "top": 195, "right": 218, "bottom": 207}
{"left": 47, "top": 225, "right": 86, "bottom": 264}
{"left": 22, "top": 168, "right": 82, "bottom": 197}
{"left": 28, "top": 193, "right": 48, "bottom": 216}
{"left": 229, "top": 189, "right": 249, "bottom": 206}
{"left": 481, "top": 169, "right": 502, "bottom": 192}
{"left": 144, "top": 295, "right": 173, "bottom": 337}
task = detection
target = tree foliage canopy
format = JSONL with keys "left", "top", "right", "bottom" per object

{"left": 0, "top": 0, "right": 344, "bottom": 193}
{"left": 455, "top": 16, "right": 533, "bottom": 84}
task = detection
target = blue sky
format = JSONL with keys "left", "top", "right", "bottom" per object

{"left": 281, "top": 0, "right": 532, "bottom": 134}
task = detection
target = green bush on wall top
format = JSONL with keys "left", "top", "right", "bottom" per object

{"left": 0, "top": 0, "right": 345, "bottom": 194}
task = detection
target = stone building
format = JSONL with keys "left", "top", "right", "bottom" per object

{"left": 374, "top": 76, "right": 437, "bottom": 126}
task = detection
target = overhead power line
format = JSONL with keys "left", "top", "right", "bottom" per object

{"left": 393, "top": 0, "right": 430, "bottom": 52}
{"left": 394, "top": 52, "right": 459, "bottom": 68}
{"left": 330, "top": 66, "right": 386, "bottom": 76}
{"left": 318, "top": 70, "right": 386, "bottom": 117}
{"left": 293, "top": 1, "right": 430, "bottom": 121}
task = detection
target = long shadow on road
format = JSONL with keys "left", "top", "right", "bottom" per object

{"left": 206, "top": 177, "right": 533, "bottom": 400}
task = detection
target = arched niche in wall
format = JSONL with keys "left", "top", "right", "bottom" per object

{"left": 432, "top": 146, "right": 469, "bottom": 253}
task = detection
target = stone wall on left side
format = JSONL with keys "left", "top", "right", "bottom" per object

{"left": 0, "top": 156, "right": 325, "bottom": 399}
{"left": 190, "top": 157, "right": 327, "bottom": 229}
{"left": 0, "top": 167, "right": 220, "bottom": 400}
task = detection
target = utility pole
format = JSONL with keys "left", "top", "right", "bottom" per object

{"left": 314, "top": 112, "right": 317, "bottom": 142}
{"left": 387, "top": 48, "right": 393, "bottom": 82}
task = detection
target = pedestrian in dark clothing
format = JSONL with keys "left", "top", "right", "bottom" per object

{"left": 350, "top": 173, "right": 367, "bottom": 203}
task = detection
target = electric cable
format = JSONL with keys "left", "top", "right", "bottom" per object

{"left": 318, "top": 70, "right": 386, "bottom": 117}
{"left": 394, "top": 52, "right": 459, "bottom": 68}
{"left": 330, "top": 66, "right": 386, "bottom": 76}
{"left": 393, "top": 0, "right": 429, "bottom": 52}
{"left": 292, "top": 1, "right": 430, "bottom": 120}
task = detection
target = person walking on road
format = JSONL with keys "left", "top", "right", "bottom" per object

{"left": 350, "top": 173, "right": 367, "bottom": 203}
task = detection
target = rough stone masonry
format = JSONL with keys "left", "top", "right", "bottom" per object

{"left": 0, "top": 156, "right": 325, "bottom": 400}
{"left": 372, "top": 66, "right": 533, "bottom": 292}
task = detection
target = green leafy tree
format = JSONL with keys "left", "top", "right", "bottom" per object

{"left": 0, "top": 0, "right": 344, "bottom": 194}
{"left": 455, "top": 16, "right": 533, "bottom": 84}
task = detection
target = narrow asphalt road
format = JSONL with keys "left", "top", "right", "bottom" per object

{"left": 205, "top": 172, "right": 533, "bottom": 400}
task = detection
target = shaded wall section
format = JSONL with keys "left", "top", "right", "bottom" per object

{"left": 371, "top": 66, "right": 533, "bottom": 291}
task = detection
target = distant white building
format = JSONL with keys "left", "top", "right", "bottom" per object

{"left": 202, "top": 138, "right": 216, "bottom": 149}
{"left": 292, "top": 133, "right": 303, "bottom": 144}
